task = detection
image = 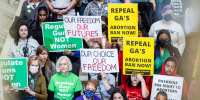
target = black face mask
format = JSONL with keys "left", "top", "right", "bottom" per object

{"left": 102, "top": 25, "right": 107, "bottom": 32}
{"left": 163, "top": 14, "right": 172, "bottom": 22}
{"left": 157, "top": 39, "right": 169, "bottom": 48}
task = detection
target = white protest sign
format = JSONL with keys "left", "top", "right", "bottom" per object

{"left": 150, "top": 75, "right": 184, "bottom": 100}
{"left": 63, "top": 16, "right": 102, "bottom": 38}
{"left": 80, "top": 49, "right": 119, "bottom": 73}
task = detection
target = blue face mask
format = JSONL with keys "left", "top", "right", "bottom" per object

{"left": 84, "top": 90, "right": 95, "bottom": 99}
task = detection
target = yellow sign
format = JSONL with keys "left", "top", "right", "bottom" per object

{"left": 123, "top": 37, "right": 154, "bottom": 76}
{"left": 108, "top": 4, "right": 138, "bottom": 43}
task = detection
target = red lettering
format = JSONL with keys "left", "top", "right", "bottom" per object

{"left": 111, "top": 64, "right": 117, "bottom": 70}
{"left": 93, "top": 64, "right": 97, "bottom": 71}
{"left": 83, "top": 24, "right": 88, "bottom": 30}
{"left": 101, "top": 58, "right": 106, "bottom": 64}
{"left": 83, "top": 64, "right": 87, "bottom": 70}
{"left": 67, "top": 30, "right": 72, "bottom": 35}
{"left": 88, "top": 64, "right": 92, "bottom": 71}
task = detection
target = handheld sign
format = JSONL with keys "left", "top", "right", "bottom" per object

{"left": 123, "top": 37, "right": 154, "bottom": 76}
{"left": 80, "top": 49, "right": 119, "bottom": 73}
{"left": 63, "top": 16, "right": 102, "bottom": 38}
{"left": 108, "top": 4, "right": 138, "bottom": 43}
{"left": 151, "top": 75, "right": 184, "bottom": 100}
{"left": 42, "top": 22, "right": 83, "bottom": 52}
{"left": 0, "top": 58, "right": 28, "bottom": 90}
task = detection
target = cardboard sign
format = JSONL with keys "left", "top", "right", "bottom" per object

{"left": 80, "top": 49, "right": 119, "bottom": 73}
{"left": 108, "top": 4, "right": 138, "bottom": 43}
{"left": 123, "top": 37, "right": 154, "bottom": 76}
{"left": 151, "top": 75, "right": 184, "bottom": 100}
{"left": 42, "top": 22, "right": 83, "bottom": 52}
{"left": 63, "top": 16, "right": 102, "bottom": 38}
{"left": 0, "top": 58, "right": 28, "bottom": 90}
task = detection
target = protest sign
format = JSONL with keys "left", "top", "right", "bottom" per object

{"left": 0, "top": 58, "right": 28, "bottom": 90}
{"left": 80, "top": 49, "right": 119, "bottom": 73}
{"left": 151, "top": 75, "right": 184, "bottom": 100}
{"left": 108, "top": 4, "right": 138, "bottom": 43}
{"left": 123, "top": 37, "right": 154, "bottom": 76}
{"left": 42, "top": 22, "right": 83, "bottom": 52}
{"left": 63, "top": 16, "right": 102, "bottom": 38}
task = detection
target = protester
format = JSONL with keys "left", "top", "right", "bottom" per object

{"left": 8, "top": 23, "right": 39, "bottom": 58}
{"left": 155, "top": 91, "right": 167, "bottom": 100}
{"left": 1, "top": 80, "right": 20, "bottom": 100}
{"left": 90, "top": 71, "right": 115, "bottom": 100}
{"left": 120, "top": 74, "right": 149, "bottom": 100}
{"left": 20, "top": 0, "right": 49, "bottom": 20}
{"left": 154, "top": 29, "right": 180, "bottom": 74}
{"left": 23, "top": 55, "right": 47, "bottom": 100}
{"left": 48, "top": 56, "right": 82, "bottom": 100}
{"left": 148, "top": 5, "right": 185, "bottom": 56}
{"left": 158, "top": 56, "right": 188, "bottom": 100}
{"left": 109, "top": 87, "right": 128, "bottom": 100}
{"left": 36, "top": 45, "right": 56, "bottom": 85}
{"left": 33, "top": 6, "right": 48, "bottom": 45}
{"left": 75, "top": 79, "right": 101, "bottom": 100}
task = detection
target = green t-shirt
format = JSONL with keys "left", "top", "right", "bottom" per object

{"left": 154, "top": 49, "right": 170, "bottom": 74}
{"left": 48, "top": 72, "right": 83, "bottom": 100}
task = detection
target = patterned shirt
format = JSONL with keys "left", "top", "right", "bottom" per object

{"left": 84, "top": 0, "right": 110, "bottom": 17}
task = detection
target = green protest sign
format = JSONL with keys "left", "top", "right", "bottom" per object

{"left": 42, "top": 22, "right": 83, "bottom": 52}
{"left": 0, "top": 58, "right": 28, "bottom": 90}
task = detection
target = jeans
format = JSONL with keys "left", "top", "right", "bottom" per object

{"left": 79, "top": 3, "right": 87, "bottom": 15}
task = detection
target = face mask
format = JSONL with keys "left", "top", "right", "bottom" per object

{"left": 29, "top": 66, "right": 39, "bottom": 74}
{"left": 157, "top": 39, "right": 169, "bottom": 48}
{"left": 163, "top": 14, "right": 172, "bottom": 21}
{"left": 102, "top": 25, "right": 107, "bottom": 32}
{"left": 84, "top": 90, "right": 95, "bottom": 99}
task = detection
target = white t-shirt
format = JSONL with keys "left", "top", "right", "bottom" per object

{"left": 148, "top": 20, "right": 185, "bottom": 55}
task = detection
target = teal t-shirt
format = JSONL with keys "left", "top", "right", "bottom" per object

{"left": 154, "top": 49, "right": 170, "bottom": 74}
{"left": 48, "top": 72, "right": 83, "bottom": 100}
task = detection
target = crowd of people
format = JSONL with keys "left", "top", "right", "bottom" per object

{"left": 1, "top": 0, "right": 200, "bottom": 100}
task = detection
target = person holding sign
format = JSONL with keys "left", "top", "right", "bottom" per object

{"left": 154, "top": 29, "right": 180, "bottom": 74}
{"left": 75, "top": 79, "right": 101, "bottom": 100}
{"left": 48, "top": 56, "right": 83, "bottom": 100}
{"left": 156, "top": 56, "right": 188, "bottom": 100}
{"left": 109, "top": 87, "right": 128, "bottom": 100}
{"left": 22, "top": 55, "right": 47, "bottom": 100}
{"left": 91, "top": 72, "right": 115, "bottom": 100}
{"left": 8, "top": 23, "right": 39, "bottom": 58}
{"left": 120, "top": 74, "right": 150, "bottom": 100}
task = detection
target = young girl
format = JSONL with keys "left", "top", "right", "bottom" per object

{"left": 33, "top": 6, "right": 48, "bottom": 45}
{"left": 8, "top": 23, "right": 39, "bottom": 58}
{"left": 23, "top": 55, "right": 47, "bottom": 100}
